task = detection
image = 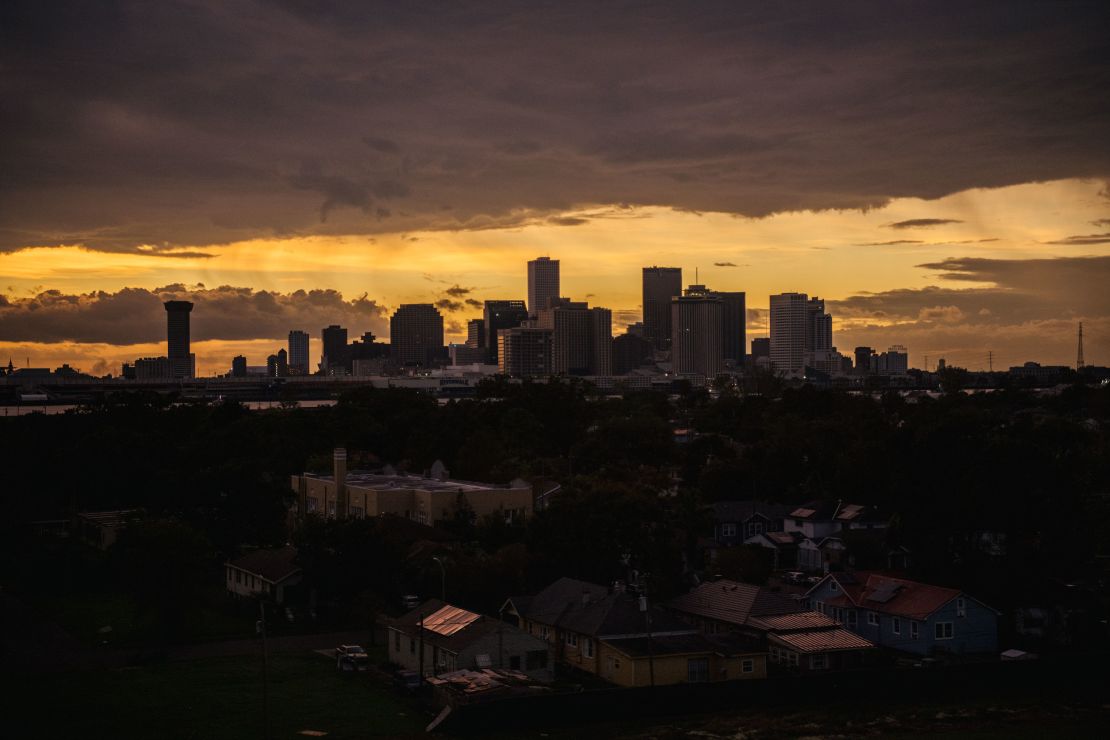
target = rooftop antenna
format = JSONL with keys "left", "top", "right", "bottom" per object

{"left": 1077, "top": 322, "right": 1085, "bottom": 370}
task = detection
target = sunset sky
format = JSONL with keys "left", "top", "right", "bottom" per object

{"left": 2, "top": 2, "right": 1108, "bottom": 376}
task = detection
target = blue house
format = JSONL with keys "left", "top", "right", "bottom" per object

{"left": 805, "top": 572, "right": 998, "bottom": 656}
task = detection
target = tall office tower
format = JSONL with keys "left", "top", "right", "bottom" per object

{"left": 390, "top": 304, "right": 445, "bottom": 367}
{"left": 466, "top": 319, "right": 485, "bottom": 349}
{"left": 498, "top": 326, "right": 553, "bottom": 377}
{"left": 769, "top": 293, "right": 809, "bottom": 374}
{"left": 671, "top": 285, "right": 723, "bottom": 377}
{"left": 535, "top": 298, "right": 612, "bottom": 375}
{"left": 750, "top": 337, "right": 770, "bottom": 361}
{"left": 527, "top": 256, "right": 560, "bottom": 315}
{"left": 642, "top": 266, "right": 682, "bottom": 351}
{"left": 589, "top": 307, "right": 612, "bottom": 376}
{"left": 164, "top": 300, "right": 195, "bottom": 378}
{"left": 854, "top": 346, "right": 874, "bottom": 373}
{"left": 483, "top": 300, "right": 528, "bottom": 364}
{"left": 231, "top": 355, "right": 247, "bottom": 378}
{"left": 806, "top": 297, "right": 833, "bottom": 353}
{"left": 713, "top": 290, "right": 746, "bottom": 363}
{"left": 266, "top": 349, "right": 289, "bottom": 378}
{"left": 883, "top": 345, "right": 909, "bottom": 373}
{"left": 288, "top": 330, "right": 310, "bottom": 375}
{"left": 321, "top": 324, "right": 348, "bottom": 374}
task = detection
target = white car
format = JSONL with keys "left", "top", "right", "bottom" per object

{"left": 336, "top": 644, "right": 369, "bottom": 671}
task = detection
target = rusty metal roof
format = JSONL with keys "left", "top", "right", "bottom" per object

{"left": 423, "top": 604, "right": 481, "bottom": 636}
{"left": 770, "top": 628, "right": 874, "bottom": 653}
{"left": 748, "top": 611, "right": 839, "bottom": 632}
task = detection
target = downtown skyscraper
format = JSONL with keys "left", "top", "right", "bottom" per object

{"left": 527, "top": 256, "right": 560, "bottom": 315}
{"left": 643, "top": 266, "right": 682, "bottom": 351}
{"left": 671, "top": 285, "right": 723, "bottom": 378}
{"left": 288, "top": 330, "right": 310, "bottom": 375}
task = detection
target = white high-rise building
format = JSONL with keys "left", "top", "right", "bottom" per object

{"left": 770, "top": 293, "right": 809, "bottom": 374}
{"left": 527, "top": 257, "right": 560, "bottom": 315}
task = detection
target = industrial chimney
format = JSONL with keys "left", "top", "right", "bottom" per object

{"left": 333, "top": 447, "right": 348, "bottom": 518}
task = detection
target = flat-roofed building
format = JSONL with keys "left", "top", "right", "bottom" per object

{"left": 292, "top": 451, "right": 534, "bottom": 524}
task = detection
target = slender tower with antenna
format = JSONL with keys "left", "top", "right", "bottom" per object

{"left": 1077, "top": 322, "right": 1085, "bottom": 371}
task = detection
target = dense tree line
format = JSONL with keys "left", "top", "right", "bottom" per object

{"left": 3, "top": 381, "right": 1108, "bottom": 629}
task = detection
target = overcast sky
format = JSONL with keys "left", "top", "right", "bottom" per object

{"left": 2, "top": 1, "right": 1108, "bottom": 374}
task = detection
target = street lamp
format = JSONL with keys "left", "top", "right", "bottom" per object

{"left": 432, "top": 556, "right": 446, "bottom": 602}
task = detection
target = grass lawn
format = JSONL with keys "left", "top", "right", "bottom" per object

{"left": 12, "top": 653, "right": 430, "bottom": 740}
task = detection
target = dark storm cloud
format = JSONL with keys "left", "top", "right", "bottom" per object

{"left": 714, "top": 261, "right": 738, "bottom": 267}
{"left": 1092, "top": 218, "right": 1110, "bottom": 227}
{"left": 547, "top": 216, "right": 589, "bottom": 226}
{"left": 2, "top": 1, "right": 1109, "bottom": 253}
{"left": 1043, "top": 231, "right": 1110, "bottom": 245}
{"left": 832, "top": 255, "right": 1110, "bottom": 323}
{"left": 444, "top": 285, "right": 473, "bottom": 297}
{"left": 435, "top": 298, "right": 464, "bottom": 312}
{"left": 885, "top": 219, "right": 965, "bottom": 230}
{"left": 0, "top": 285, "right": 388, "bottom": 344}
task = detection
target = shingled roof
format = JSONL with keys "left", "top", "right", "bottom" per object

{"left": 810, "top": 572, "right": 982, "bottom": 620}
{"left": 228, "top": 545, "right": 301, "bottom": 583}
{"left": 668, "top": 579, "right": 803, "bottom": 626}
{"left": 508, "top": 577, "right": 694, "bottom": 638}
{"left": 389, "top": 598, "right": 515, "bottom": 654}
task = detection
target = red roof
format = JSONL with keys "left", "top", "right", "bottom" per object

{"left": 770, "top": 628, "right": 874, "bottom": 653}
{"left": 818, "top": 572, "right": 963, "bottom": 620}
{"left": 748, "top": 611, "right": 839, "bottom": 632}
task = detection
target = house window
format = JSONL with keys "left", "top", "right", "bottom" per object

{"left": 815, "top": 601, "right": 825, "bottom": 614}
{"left": 810, "top": 654, "right": 828, "bottom": 670}
{"left": 847, "top": 610, "right": 857, "bottom": 628}
{"left": 769, "top": 646, "right": 781, "bottom": 663}
{"left": 867, "top": 612, "right": 879, "bottom": 626}
{"left": 350, "top": 506, "right": 364, "bottom": 518}
{"left": 526, "top": 650, "right": 547, "bottom": 670}
{"left": 539, "top": 626, "right": 550, "bottom": 640}
{"left": 721, "top": 523, "right": 737, "bottom": 538}
{"left": 788, "top": 652, "right": 799, "bottom": 666}
{"left": 956, "top": 598, "right": 966, "bottom": 617}
{"left": 892, "top": 617, "right": 901, "bottom": 635}
{"left": 741, "top": 659, "right": 755, "bottom": 673}
{"left": 935, "top": 622, "right": 954, "bottom": 640}
{"left": 327, "top": 501, "right": 336, "bottom": 517}
{"left": 584, "top": 638, "right": 594, "bottom": 658}
{"left": 910, "top": 621, "right": 919, "bottom": 639}
{"left": 830, "top": 580, "right": 839, "bottom": 592}
{"left": 747, "top": 521, "right": 764, "bottom": 537}
{"left": 565, "top": 632, "right": 578, "bottom": 647}
{"left": 235, "top": 570, "right": 242, "bottom": 584}
{"left": 687, "top": 658, "right": 709, "bottom": 683}
{"left": 307, "top": 496, "right": 318, "bottom": 513}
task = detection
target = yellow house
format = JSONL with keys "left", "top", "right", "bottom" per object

{"left": 504, "top": 577, "right": 767, "bottom": 687}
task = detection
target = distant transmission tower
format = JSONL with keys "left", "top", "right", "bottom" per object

{"left": 988, "top": 351, "right": 993, "bottom": 373}
{"left": 1077, "top": 322, "right": 1085, "bottom": 370}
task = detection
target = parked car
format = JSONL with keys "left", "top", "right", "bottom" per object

{"left": 335, "top": 644, "right": 369, "bottom": 671}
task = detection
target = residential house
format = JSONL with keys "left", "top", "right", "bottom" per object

{"left": 745, "top": 500, "right": 890, "bottom": 573}
{"left": 504, "top": 577, "right": 767, "bottom": 687}
{"left": 806, "top": 572, "right": 998, "bottom": 656}
{"left": 75, "top": 509, "right": 139, "bottom": 550}
{"left": 669, "top": 579, "right": 876, "bottom": 672}
{"left": 387, "top": 599, "right": 554, "bottom": 682}
{"left": 225, "top": 545, "right": 302, "bottom": 604}
{"left": 711, "top": 501, "right": 790, "bottom": 547}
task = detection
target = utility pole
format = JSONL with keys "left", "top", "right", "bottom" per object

{"left": 258, "top": 600, "right": 271, "bottom": 740}
{"left": 988, "top": 351, "right": 993, "bottom": 373}
{"left": 432, "top": 557, "right": 446, "bottom": 602}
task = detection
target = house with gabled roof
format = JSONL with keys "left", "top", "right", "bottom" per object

{"left": 225, "top": 545, "right": 302, "bottom": 604}
{"left": 503, "top": 577, "right": 767, "bottom": 686}
{"left": 387, "top": 599, "right": 553, "bottom": 682}
{"left": 668, "top": 579, "right": 877, "bottom": 672}
{"left": 806, "top": 572, "right": 998, "bottom": 656}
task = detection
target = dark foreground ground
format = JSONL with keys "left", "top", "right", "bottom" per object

{"left": 8, "top": 640, "right": 1108, "bottom": 740}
